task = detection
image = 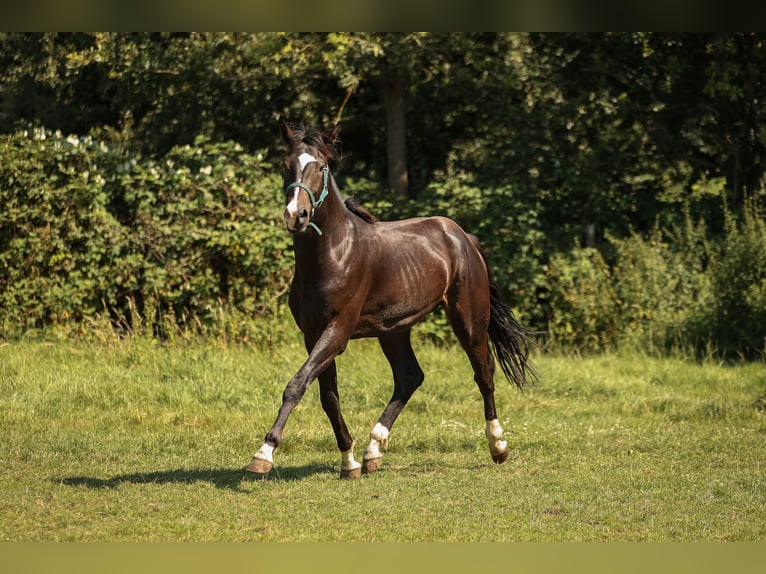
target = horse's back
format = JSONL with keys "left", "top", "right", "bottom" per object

{"left": 362, "top": 215, "right": 486, "bottom": 306}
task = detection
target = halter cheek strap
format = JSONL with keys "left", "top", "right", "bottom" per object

{"left": 285, "top": 166, "right": 329, "bottom": 235}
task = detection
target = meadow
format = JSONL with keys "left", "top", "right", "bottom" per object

{"left": 1, "top": 336, "right": 764, "bottom": 542}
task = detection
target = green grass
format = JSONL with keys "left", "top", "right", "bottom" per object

{"left": 0, "top": 338, "right": 764, "bottom": 541}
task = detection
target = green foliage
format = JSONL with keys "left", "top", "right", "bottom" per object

{"left": 609, "top": 216, "right": 712, "bottom": 355}
{"left": 1, "top": 33, "right": 765, "bottom": 358}
{"left": 0, "top": 128, "right": 125, "bottom": 331}
{"left": 0, "top": 128, "right": 293, "bottom": 341}
{"left": 546, "top": 246, "right": 617, "bottom": 353}
{"left": 544, "top": 212, "right": 714, "bottom": 356}
{"left": 543, "top": 203, "right": 766, "bottom": 360}
{"left": 707, "top": 200, "right": 766, "bottom": 358}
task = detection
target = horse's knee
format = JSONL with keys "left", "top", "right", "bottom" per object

{"left": 407, "top": 372, "right": 425, "bottom": 395}
{"left": 282, "top": 385, "right": 304, "bottom": 405}
{"left": 319, "top": 388, "right": 339, "bottom": 412}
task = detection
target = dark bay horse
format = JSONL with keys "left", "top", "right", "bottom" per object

{"left": 246, "top": 117, "right": 535, "bottom": 478}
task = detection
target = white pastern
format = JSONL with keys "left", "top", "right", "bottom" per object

{"left": 297, "top": 152, "right": 317, "bottom": 171}
{"left": 364, "top": 422, "right": 389, "bottom": 460}
{"left": 485, "top": 419, "right": 508, "bottom": 456}
{"left": 341, "top": 446, "right": 362, "bottom": 472}
{"left": 252, "top": 442, "right": 274, "bottom": 463}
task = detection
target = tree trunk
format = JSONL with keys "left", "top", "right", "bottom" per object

{"left": 384, "top": 73, "right": 408, "bottom": 197}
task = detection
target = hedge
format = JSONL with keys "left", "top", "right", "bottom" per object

{"left": 2, "top": 128, "right": 764, "bottom": 358}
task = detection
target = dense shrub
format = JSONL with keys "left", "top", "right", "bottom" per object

{"left": 2, "top": 127, "right": 764, "bottom": 359}
{"left": 543, "top": 213, "right": 714, "bottom": 356}
{"left": 0, "top": 128, "right": 293, "bottom": 341}
{"left": 707, "top": 200, "right": 766, "bottom": 358}
{"left": 609, "top": 216, "right": 711, "bottom": 355}
{"left": 546, "top": 246, "right": 618, "bottom": 353}
{"left": 0, "top": 128, "right": 126, "bottom": 330}
{"left": 543, "top": 202, "right": 766, "bottom": 359}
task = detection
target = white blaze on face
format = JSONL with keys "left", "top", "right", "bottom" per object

{"left": 285, "top": 187, "right": 302, "bottom": 222}
{"left": 297, "top": 152, "right": 317, "bottom": 171}
{"left": 285, "top": 153, "right": 319, "bottom": 224}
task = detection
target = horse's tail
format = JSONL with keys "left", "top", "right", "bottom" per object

{"left": 472, "top": 236, "right": 537, "bottom": 391}
{"left": 487, "top": 276, "right": 536, "bottom": 390}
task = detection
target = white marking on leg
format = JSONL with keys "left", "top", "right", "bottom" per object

{"left": 297, "top": 152, "right": 317, "bottom": 171}
{"left": 485, "top": 419, "right": 508, "bottom": 457}
{"left": 252, "top": 442, "right": 274, "bottom": 464}
{"left": 363, "top": 422, "right": 389, "bottom": 460}
{"left": 341, "top": 444, "right": 362, "bottom": 473}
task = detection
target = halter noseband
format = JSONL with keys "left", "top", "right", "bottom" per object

{"left": 285, "top": 166, "right": 329, "bottom": 235}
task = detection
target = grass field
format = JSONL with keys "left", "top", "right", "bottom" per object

{"left": 0, "top": 337, "right": 764, "bottom": 541}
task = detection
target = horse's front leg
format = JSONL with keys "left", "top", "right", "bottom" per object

{"left": 246, "top": 325, "right": 350, "bottom": 476}
{"left": 317, "top": 361, "right": 362, "bottom": 479}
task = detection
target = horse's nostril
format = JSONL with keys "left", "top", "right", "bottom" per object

{"left": 299, "top": 209, "right": 309, "bottom": 220}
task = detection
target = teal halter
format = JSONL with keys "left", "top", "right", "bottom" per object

{"left": 285, "top": 166, "right": 329, "bottom": 235}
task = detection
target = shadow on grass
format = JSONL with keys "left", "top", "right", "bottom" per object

{"left": 57, "top": 463, "right": 336, "bottom": 491}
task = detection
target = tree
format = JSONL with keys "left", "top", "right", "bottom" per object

{"left": 319, "top": 32, "right": 442, "bottom": 198}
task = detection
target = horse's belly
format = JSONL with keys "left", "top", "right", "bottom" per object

{"left": 353, "top": 295, "right": 442, "bottom": 338}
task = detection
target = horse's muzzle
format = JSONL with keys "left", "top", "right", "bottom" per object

{"left": 284, "top": 206, "right": 310, "bottom": 233}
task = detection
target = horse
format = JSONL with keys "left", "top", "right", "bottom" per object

{"left": 246, "top": 116, "right": 536, "bottom": 479}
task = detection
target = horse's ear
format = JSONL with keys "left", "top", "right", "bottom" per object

{"left": 279, "top": 115, "right": 295, "bottom": 144}
{"left": 328, "top": 121, "right": 341, "bottom": 145}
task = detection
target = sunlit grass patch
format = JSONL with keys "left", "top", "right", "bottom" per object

{"left": 1, "top": 339, "right": 764, "bottom": 541}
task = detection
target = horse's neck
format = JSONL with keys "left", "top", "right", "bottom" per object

{"left": 293, "top": 208, "right": 358, "bottom": 277}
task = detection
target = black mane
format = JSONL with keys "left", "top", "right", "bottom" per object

{"left": 288, "top": 124, "right": 341, "bottom": 170}
{"left": 344, "top": 197, "right": 378, "bottom": 224}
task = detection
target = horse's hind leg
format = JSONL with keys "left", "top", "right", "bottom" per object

{"left": 462, "top": 336, "right": 511, "bottom": 463}
{"left": 317, "top": 361, "right": 362, "bottom": 479}
{"left": 362, "top": 331, "right": 424, "bottom": 474}
{"left": 446, "top": 294, "right": 511, "bottom": 465}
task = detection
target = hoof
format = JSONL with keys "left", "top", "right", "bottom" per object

{"left": 340, "top": 467, "right": 362, "bottom": 480}
{"left": 362, "top": 457, "right": 383, "bottom": 474}
{"left": 245, "top": 456, "right": 273, "bottom": 474}
{"left": 491, "top": 448, "right": 510, "bottom": 464}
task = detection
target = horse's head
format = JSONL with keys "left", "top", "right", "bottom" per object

{"left": 280, "top": 116, "right": 341, "bottom": 235}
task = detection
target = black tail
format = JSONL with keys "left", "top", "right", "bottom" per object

{"left": 472, "top": 236, "right": 537, "bottom": 390}
{"left": 487, "top": 277, "right": 536, "bottom": 390}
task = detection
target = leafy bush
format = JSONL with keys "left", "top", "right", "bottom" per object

{"left": 0, "top": 128, "right": 293, "bottom": 341}
{"left": 543, "top": 201, "right": 766, "bottom": 359}
{"left": 609, "top": 214, "right": 711, "bottom": 355}
{"left": 2, "top": 126, "right": 764, "bottom": 359}
{"left": 706, "top": 200, "right": 766, "bottom": 358}
{"left": 546, "top": 246, "right": 618, "bottom": 353}
{"left": 0, "top": 128, "right": 126, "bottom": 331}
